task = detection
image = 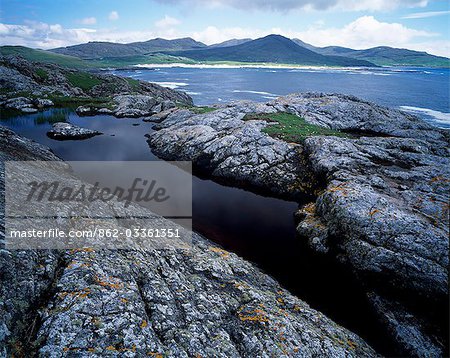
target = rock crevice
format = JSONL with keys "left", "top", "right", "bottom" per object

{"left": 147, "top": 93, "right": 449, "bottom": 357}
{"left": 0, "top": 125, "right": 378, "bottom": 357}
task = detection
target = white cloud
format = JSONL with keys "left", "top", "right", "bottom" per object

{"left": 335, "top": 0, "right": 428, "bottom": 11}
{"left": 402, "top": 10, "right": 450, "bottom": 19}
{"left": 79, "top": 17, "right": 97, "bottom": 25}
{"left": 155, "top": 15, "right": 181, "bottom": 28}
{"left": 155, "top": 0, "right": 428, "bottom": 11}
{"left": 191, "top": 26, "right": 261, "bottom": 44}
{"left": 0, "top": 16, "right": 448, "bottom": 57}
{"left": 190, "top": 16, "right": 446, "bottom": 55}
{"left": 295, "top": 16, "right": 438, "bottom": 49}
{"left": 109, "top": 11, "right": 119, "bottom": 21}
{"left": 0, "top": 21, "right": 154, "bottom": 49}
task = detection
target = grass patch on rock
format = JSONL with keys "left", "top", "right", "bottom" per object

{"left": 177, "top": 104, "right": 216, "bottom": 114}
{"left": 35, "top": 68, "right": 49, "bottom": 81}
{"left": 65, "top": 72, "right": 102, "bottom": 91}
{"left": 0, "top": 45, "right": 96, "bottom": 68}
{"left": 190, "top": 106, "right": 216, "bottom": 114}
{"left": 243, "top": 112, "right": 349, "bottom": 143}
{"left": 125, "top": 78, "right": 141, "bottom": 91}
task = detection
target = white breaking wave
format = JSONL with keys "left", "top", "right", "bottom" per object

{"left": 232, "top": 90, "right": 280, "bottom": 97}
{"left": 135, "top": 63, "right": 370, "bottom": 70}
{"left": 151, "top": 81, "right": 188, "bottom": 89}
{"left": 400, "top": 106, "right": 450, "bottom": 125}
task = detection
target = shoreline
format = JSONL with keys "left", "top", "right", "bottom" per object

{"left": 132, "top": 62, "right": 450, "bottom": 71}
{"left": 134, "top": 62, "right": 381, "bottom": 71}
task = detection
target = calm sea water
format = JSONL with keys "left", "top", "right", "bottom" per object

{"left": 114, "top": 66, "right": 450, "bottom": 129}
{"left": 3, "top": 66, "right": 448, "bottom": 354}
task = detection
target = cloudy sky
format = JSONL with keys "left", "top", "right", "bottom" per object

{"left": 0, "top": 0, "right": 449, "bottom": 56}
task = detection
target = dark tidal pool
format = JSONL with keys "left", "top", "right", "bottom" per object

{"left": 1, "top": 108, "right": 397, "bottom": 355}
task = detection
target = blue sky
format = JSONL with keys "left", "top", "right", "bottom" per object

{"left": 0, "top": 0, "right": 449, "bottom": 56}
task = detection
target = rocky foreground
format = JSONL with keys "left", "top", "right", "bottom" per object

{"left": 1, "top": 55, "right": 448, "bottom": 356}
{"left": 147, "top": 93, "right": 449, "bottom": 357}
{"left": 0, "top": 125, "right": 378, "bottom": 357}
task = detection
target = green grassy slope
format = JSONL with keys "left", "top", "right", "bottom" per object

{"left": 94, "top": 54, "right": 197, "bottom": 67}
{"left": 307, "top": 45, "right": 450, "bottom": 68}
{"left": 0, "top": 46, "right": 97, "bottom": 68}
{"left": 50, "top": 38, "right": 206, "bottom": 59}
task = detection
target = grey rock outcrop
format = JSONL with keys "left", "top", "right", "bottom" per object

{"left": 367, "top": 293, "right": 444, "bottom": 358}
{"left": 143, "top": 107, "right": 179, "bottom": 123}
{"left": 33, "top": 98, "right": 54, "bottom": 108}
{"left": 47, "top": 122, "right": 102, "bottom": 140}
{"left": 297, "top": 133, "right": 449, "bottom": 357}
{"left": 75, "top": 105, "right": 98, "bottom": 116}
{"left": 271, "top": 93, "right": 445, "bottom": 143}
{"left": 149, "top": 102, "right": 315, "bottom": 200}
{"left": 147, "top": 92, "right": 449, "bottom": 356}
{"left": 113, "top": 94, "right": 158, "bottom": 117}
{"left": 0, "top": 125, "right": 378, "bottom": 357}
{"left": 4, "top": 96, "right": 54, "bottom": 113}
{"left": 0, "top": 55, "right": 193, "bottom": 116}
{"left": 4, "top": 96, "right": 38, "bottom": 113}
{"left": 75, "top": 96, "right": 178, "bottom": 119}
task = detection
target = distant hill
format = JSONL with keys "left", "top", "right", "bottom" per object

{"left": 167, "top": 35, "right": 376, "bottom": 67}
{"left": 51, "top": 37, "right": 206, "bottom": 59}
{"left": 330, "top": 46, "right": 450, "bottom": 67}
{"left": 209, "top": 39, "right": 252, "bottom": 48}
{"left": 0, "top": 45, "right": 94, "bottom": 68}
{"left": 292, "top": 40, "right": 450, "bottom": 67}
{"left": 6, "top": 35, "right": 448, "bottom": 69}
{"left": 131, "top": 37, "right": 206, "bottom": 53}
{"left": 291, "top": 39, "right": 317, "bottom": 51}
{"left": 51, "top": 42, "right": 141, "bottom": 60}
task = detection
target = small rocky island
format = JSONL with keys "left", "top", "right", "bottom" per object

{"left": 0, "top": 55, "right": 448, "bottom": 357}
{"left": 47, "top": 122, "right": 102, "bottom": 140}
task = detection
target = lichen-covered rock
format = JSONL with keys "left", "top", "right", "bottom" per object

{"left": 97, "top": 107, "right": 113, "bottom": 114}
{"left": 271, "top": 93, "right": 445, "bottom": 143}
{"left": 367, "top": 293, "right": 444, "bottom": 358}
{"left": 20, "top": 107, "right": 38, "bottom": 113}
{"left": 148, "top": 102, "right": 316, "bottom": 200}
{"left": 147, "top": 93, "right": 449, "bottom": 356}
{"left": 4, "top": 96, "right": 34, "bottom": 110}
{"left": 33, "top": 98, "right": 54, "bottom": 108}
{"left": 113, "top": 95, "right": 158, "bottom": 117}
{"left": 298, "top": 133, "right": 449, "bottom": 356}
{"left": 47, "top": 122, "right": 102, "bottom": 140}
{"left": 75, "top": 105, "right": 96, "bottom": 116}
{"left": 144, "top": 108, "right": 178, "bottom": 123}
{"left": 4, "top": 96, "right": 53, "bottom": 112}
{"left": 300, "top": 135, "right": 449, "bottom": 297}
{"left": 0, "top": 65, "right": 42, "bottom": 93}
{"left": 0, "top": 125, "right": 378, "bottom": 357}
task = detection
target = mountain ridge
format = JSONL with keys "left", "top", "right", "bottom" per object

{"left": 165, "top": 35, "right": 376, "bottom": 67}
{"left": 3, "top": 34, "right": 447, "bottom": 68}
{"left": 208, "top": 38, "right": 252, "bottom": 48}
{"left": 52, "top": 37, "right": 206, "bottom": 59}
{"left": 292, "top": 39, "right": 449, "bottom": 67}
